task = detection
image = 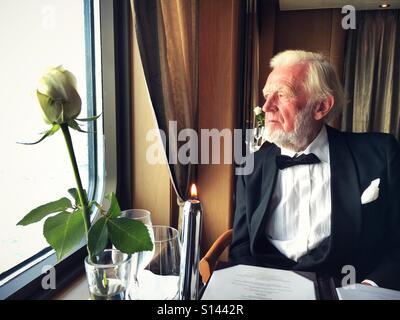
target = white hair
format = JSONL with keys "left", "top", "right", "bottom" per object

{"left": 270, "top": 50, "right": 346, "bottom": 122}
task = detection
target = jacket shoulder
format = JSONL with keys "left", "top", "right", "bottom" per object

{"left": 253, "top": 141, "right": 278, "bottom": 163}
{"left": 328, "top": 126, "right": 399, "bottom": 150}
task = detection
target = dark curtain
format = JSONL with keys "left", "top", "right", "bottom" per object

{"left": 240, "top": 0, "right": 260, "bottom": 131}
{"left": 342, "top": 10, "right": 400, "bottom": 139}
{"left": 238, "top": 0, "right": 266, "bottom": 153}
{"left": 132, "top": 0, "right": 199, "bottom": 205}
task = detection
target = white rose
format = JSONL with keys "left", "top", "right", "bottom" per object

{"left": 37, "top": 66, "right": 82, "bottom": 124}
{"left": 253, "top": 106, "right": 262, "bottom": 116}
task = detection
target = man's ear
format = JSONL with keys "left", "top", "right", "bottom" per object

{"left": 313, "top": 95, "right": 334, "bottom": 121}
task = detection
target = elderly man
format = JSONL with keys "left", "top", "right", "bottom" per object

{"left": 230, "top": 50, "right": 400, "bottom": 290}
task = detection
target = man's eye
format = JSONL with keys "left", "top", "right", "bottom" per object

{"left": 278, "top": 91, "right": 292, "bottom": 99}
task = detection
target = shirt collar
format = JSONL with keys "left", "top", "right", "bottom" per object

{"left": 280, "top": 125, "right": 330, "bottom": 164}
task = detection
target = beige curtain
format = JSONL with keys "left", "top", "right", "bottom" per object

{"left": 157, "top": 0, "right": 198, "bottom": 149}
{"left": 132, "top": 0, "right": 198, "bottom": 204}
{"left": 342, "top": 10, "right": 400, "bottom": 139}
{"left": 132, "top": 0, "right": 199, "bottom": 228}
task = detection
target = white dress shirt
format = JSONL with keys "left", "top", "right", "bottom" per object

{"left": 266, "top": 125, "right": 331, "bottom": 262}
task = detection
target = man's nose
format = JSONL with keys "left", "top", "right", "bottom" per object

{"left": 262, "top": 93, "right": 278, "bottom": 112}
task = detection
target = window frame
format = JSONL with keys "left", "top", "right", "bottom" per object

{"left": 0, "top": 0, "right": 121, "bottom": 300}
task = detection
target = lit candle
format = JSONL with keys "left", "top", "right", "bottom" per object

{"left": 179, "top": 183, "right": 203, "bottom": 300}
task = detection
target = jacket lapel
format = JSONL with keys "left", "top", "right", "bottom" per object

{"left": 325, "top": 126, "right": 362, "bottom": 263}
{"left": 250, "top": 144, "right": 280, "bottom": 250}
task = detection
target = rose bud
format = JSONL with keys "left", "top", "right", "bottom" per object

{"left": 253, "top": 106, "right": 263, "bottom": 116}
{"left": 37, "top": 66, "right": 82, "bottom": 124}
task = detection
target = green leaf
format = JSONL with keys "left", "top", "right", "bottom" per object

{"left": 106, "top": 192, "right": 121, "bottom": 219}
{"left": 68, "top": 188, "right": 78, "bottom": 202}
{"left": 76, "top": 114, "right": 102, "bottom": 122}
{"left": 88, "top": 217, "right": 108, "bottom": 256}
{"left": 47, "top": 124, "right": 61, "bottom": 138}
{"left": 68, "top": 188, "right": 88, "bottom": 207}
{"left": 107, "top": 218, "right": 153, "bottom": 254}
{"left": 43, "top": 210, "right": 85, "bottom": 260}
{"left": 67, "top": 119, "right": 88, "bottom": 133}
{"left": 17, "top": 197, "right": 72, "bottom": 226}
{"left": 17, "top": 124, "right": 60, "bottom": 145}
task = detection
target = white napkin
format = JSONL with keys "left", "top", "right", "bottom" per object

{"left": 134, "top": 270, "right": 179, "bottom": 300}
{"left": 361, "top": 178, "right": 380, "bottom": 204}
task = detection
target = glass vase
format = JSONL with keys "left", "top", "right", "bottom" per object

{"left": 250, "top": 125, "right": 266, "bottom": 153}
{"left": 84, "top": 249, "right": 131, "bottom": 300}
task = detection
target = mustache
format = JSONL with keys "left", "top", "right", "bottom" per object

{"left": 265, "top": 116, "right": 282, "bottom": 122}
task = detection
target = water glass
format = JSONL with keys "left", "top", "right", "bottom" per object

{"left": 84, "top": 249, "right": 131, "bottom": 300}
{"left": 136, "top": 225, "right": 181, "bottom": 300}
{"left": 120, "top": 209, "right": 154, "bottom": 299}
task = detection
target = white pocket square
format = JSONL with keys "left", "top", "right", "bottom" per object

{"left": 361, "top": 178, "right": 380, "bottom": 204}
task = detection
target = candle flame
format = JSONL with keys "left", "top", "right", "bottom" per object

{"left": 190, "top": 183, "right": 198, "bottom": 198}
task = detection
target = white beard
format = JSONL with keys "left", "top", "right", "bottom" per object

{"left": 264, "top": 106, "right": 316, "bottom": 151}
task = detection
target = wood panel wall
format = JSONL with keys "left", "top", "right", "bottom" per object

{"left": 274, "top": 10, "right": 334, "bottom": 58}
{"left": 259, "top": 8, "right": 347, "bottom": 89}
{"left": 259, "top": 8, "right": 346, "bottom": 127}
{"left": 273, "top": 9, "right": 345, "bottom": 79}
{"left": 198, "top": 0, "right": 240, "bottom": 256}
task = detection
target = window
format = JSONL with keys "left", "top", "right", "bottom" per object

{"left": 0, "top": 0, "right": 118, "bottom": 298}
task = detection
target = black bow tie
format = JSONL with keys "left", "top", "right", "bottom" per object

{"left": 276, "top": 153, "right": 321, "bottom": 170}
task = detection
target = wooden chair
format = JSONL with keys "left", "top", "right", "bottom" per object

{"left": 199, "top": 228, "right": 233, "bottom": 284}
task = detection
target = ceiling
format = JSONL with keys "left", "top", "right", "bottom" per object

{"left": 279, "top": 0, "right": 400, "bottom": 11}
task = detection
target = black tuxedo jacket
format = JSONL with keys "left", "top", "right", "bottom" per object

{"left": 230, "top": 126, "right": 400, "bottom": 290}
